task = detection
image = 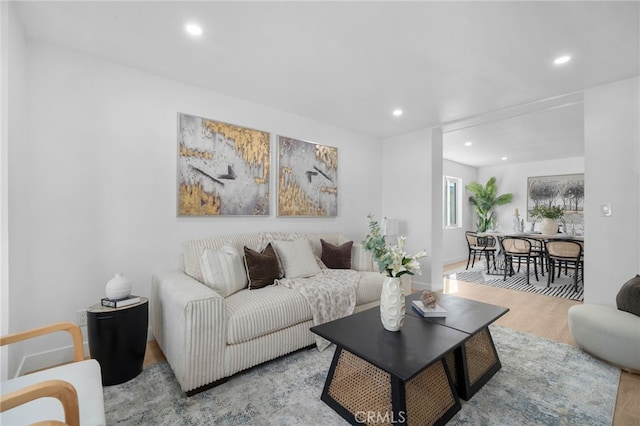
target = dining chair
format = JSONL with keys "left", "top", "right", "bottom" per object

{"left": 546, "top": 240, "right": 583, "bottom": 292}
{"left": 465, "top": 231, "right": 497, "bottom": 273}
{"left": 500, "top": 237, "right": 540, "bottom": 285}
{"left": 527, "top": 238, "right": 545, "bottom": 277}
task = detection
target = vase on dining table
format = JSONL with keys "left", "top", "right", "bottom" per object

{"left": 540, "top": 218, "right": 558, "bottom": 235}
{"left": 380, "top": 276, "right": 405, "bottom": 332}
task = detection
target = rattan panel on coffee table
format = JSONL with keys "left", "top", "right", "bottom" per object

{"left": 328, "top": 350, "right": 393, "bottom": 421}
{"left": 405, "top": 359, "right": 457, "bottom": 425}
{"left": 465, "top": 328, "right": 499, "bottom": 386}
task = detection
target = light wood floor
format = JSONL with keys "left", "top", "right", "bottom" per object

{"left": 143, "top": 261, "right": 639, "bottom": 424}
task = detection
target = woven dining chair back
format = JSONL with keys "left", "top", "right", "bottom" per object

{"left": 501, "top": 237, "right": 531, "bottom": 254}
{"left": 546, "top": 240, "right": 582, "bottom": 258}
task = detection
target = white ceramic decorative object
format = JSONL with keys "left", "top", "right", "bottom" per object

{"left": 540, "top": 218, "right": 558, "bottom": 235}
{"left": 380, "top": 276, "right": 405, "bottom": 332}
{"left": 105, "top": 273, "right": 132, "bottom": 300}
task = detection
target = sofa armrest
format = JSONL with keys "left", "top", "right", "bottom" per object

{"left": 151, "top": 271, "right": 227, "bottom": 392}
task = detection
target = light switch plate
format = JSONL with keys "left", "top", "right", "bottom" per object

{"left": 600, "top": 203, "right": 612, "bottom": 217}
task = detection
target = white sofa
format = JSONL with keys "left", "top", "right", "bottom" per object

{"left": 151, "top": 232, "right": 401, "bottom": 394}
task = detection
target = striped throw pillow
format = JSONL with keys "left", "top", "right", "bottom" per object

{"left": 200, "top": 243, "right": 248, "bottom": 296}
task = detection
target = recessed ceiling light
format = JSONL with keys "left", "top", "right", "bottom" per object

{"left": 392, "top": 109, "right": 403, "bottom": 117}
{"left": 464, "top": 141, "right": 472, "bottom": 147}
{"left": 185, "top": 23, "right": 203, "bottom": 37}
{"left": 553, "top": 55, "right": 571, "bottom": 65}
{"left": 501, "top": 156, "right": 508, "bottom": 161}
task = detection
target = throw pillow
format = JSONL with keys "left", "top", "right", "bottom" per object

{"left": 200, "top": 243, "right": 248, "bottom": 297}
{"left": 350, "top": 242, "right": 376, "bottom": 272}
{"left": 616, "top": 274, "right": 640, "bottom": 317}
{"left": 272, "top": 239, "right": 321, "bottom": 278}
{"left": 321, "top": 239, "right": 353, "bottom": 269}
{"left": 244, "top": 243, "right": 281, "bottom": 290}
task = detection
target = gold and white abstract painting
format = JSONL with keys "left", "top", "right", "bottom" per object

{"left": 177, "top": 113, "right": 270, "bottom": 216}
{"left": 277, "top": 136, "right": 337, "bottom": 217}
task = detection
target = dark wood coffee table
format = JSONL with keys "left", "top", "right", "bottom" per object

{"left": 310, "top": 307, "right": 470, "bottom": 426}
{"left": 406, "top": 293, "right": 509, "bottom": 400}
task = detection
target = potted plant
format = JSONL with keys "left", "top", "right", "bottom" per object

{"left": 466, "top": 177, "right": 513, "bottom": 232}
{"left": 531, "top": 205, "right": 564, "bottom": 235}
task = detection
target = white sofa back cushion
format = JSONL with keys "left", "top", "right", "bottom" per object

{"left": 200, "top": 243, "right": 248, "bottom": 296}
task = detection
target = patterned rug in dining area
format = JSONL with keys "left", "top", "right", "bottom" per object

{"left": 447, "top": 265, "right": 584, "bottom": 301}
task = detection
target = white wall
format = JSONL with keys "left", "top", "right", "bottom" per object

{"left": 478, "top": 157, "right": 585, "bottom": 232}
{"left": 381, "top": 128, "right": 443, "bottom": 291}
{"left": 442, "top": 159, "right": 477, "bottom": 265}
{"left": 7, "top": 39, "right": 382, "bottom": 372}
{"left": 583, "top": 76, "right": 640, "bottom": 306}
{"left": 2, "top": 2, "right": 28, "bottom": 380}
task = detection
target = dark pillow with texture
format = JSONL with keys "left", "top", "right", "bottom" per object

{"left": 321, "top": 239, "right": 353, "bottom": 269}
{"left": 244, "top": 243, "right": 280, "bottom": 290}
{"left": 616, "top": 274, "right": 640, "bottom": 317}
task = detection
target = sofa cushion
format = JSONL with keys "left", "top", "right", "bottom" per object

{"left": 356, "top": 271, "right": 385, "bottom": 305}
{"left": 244, "top": 244, "right": 281, "bottom": 290}
{"left": 321, "top": 239, "right": 353, "bottom": 269}
{"left": 272, "top": 239, "right": 321, "bottom": 278}
{"left": 225, "top": 286, "right": 313, "bottom": 344}
{"left": 344, "top": 236, "right": 376, "bottom": 272}
{"left": 183, "top": 234, "right": 262, "bottom": 282}
{"left": 200, "top": 244, "right": 247, "bottom": 297}
{"left": 616, "top": 274, "right": 640, "bottom": 317}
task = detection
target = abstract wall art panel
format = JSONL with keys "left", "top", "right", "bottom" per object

{"left": 177, "top": 113, "right": 270, "bottom": 216}
{"left": 277, "top": 136, "right": 338, "bottom": 217}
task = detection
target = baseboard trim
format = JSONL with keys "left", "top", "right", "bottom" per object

{"left": 17, "top": 325, "right": 154, "bottom": 377}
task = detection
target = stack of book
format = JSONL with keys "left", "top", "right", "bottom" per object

{"left": 411, "top": 300, "right": 447, "bottom": 318}
{"left": 101, "top": 295, "right": 141, "bottom": 308}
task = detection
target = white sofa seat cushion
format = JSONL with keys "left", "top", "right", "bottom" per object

{"left": 0, "top": 359, "right": 105, "bottom": 426}
{"left": 226, "top": 286, "right": 312, "bottom": 345}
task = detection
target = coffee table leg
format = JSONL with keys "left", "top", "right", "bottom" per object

{"left": 321, "top": 347, "right": 460, "bottom": 425}
{"left": 454, "top": 327, "right": 502, "bottom": 400}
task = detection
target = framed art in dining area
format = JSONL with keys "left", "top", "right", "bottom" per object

{"left": 177, "top": 113, "right": 270, "bottom": 216}
{"left": 277, "top": 136, "right": 338, "bottom": 217}
{"left": 527, "top": 173, "right": 584, "bottom": 223}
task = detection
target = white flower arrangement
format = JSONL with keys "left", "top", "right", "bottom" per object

{"left": 362, "top": 215, "right": 427, "bottom": 277}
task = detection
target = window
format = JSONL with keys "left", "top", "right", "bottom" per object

{"left": 444, "top": 176, "right": 462, "bottom": 228}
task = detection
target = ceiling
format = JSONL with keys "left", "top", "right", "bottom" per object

{"left": 13, "top": 1, "right": 640, "bottom": 167}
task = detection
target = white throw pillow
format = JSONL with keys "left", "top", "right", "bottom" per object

{"left": 272, "top": 239, "right": 321, "bottom": 278}
{"left": 200, "top": 243, "right": 248, "bottom": 296}
{"left": 339, "top": 235, "right": 375, "bottom": 272}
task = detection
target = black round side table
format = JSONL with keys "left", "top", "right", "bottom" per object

{"left": 87, "top": 297, "right": 148, "bottom": 386}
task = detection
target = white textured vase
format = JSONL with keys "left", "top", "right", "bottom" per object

{"left": 540, "top": 218, "right": 558, "bottom": 235}
{"left": 380, "top": 276, "right": 405, "bottom": 332}
{"left": 105, "top": 273, "right": 132, "bottom": 300}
